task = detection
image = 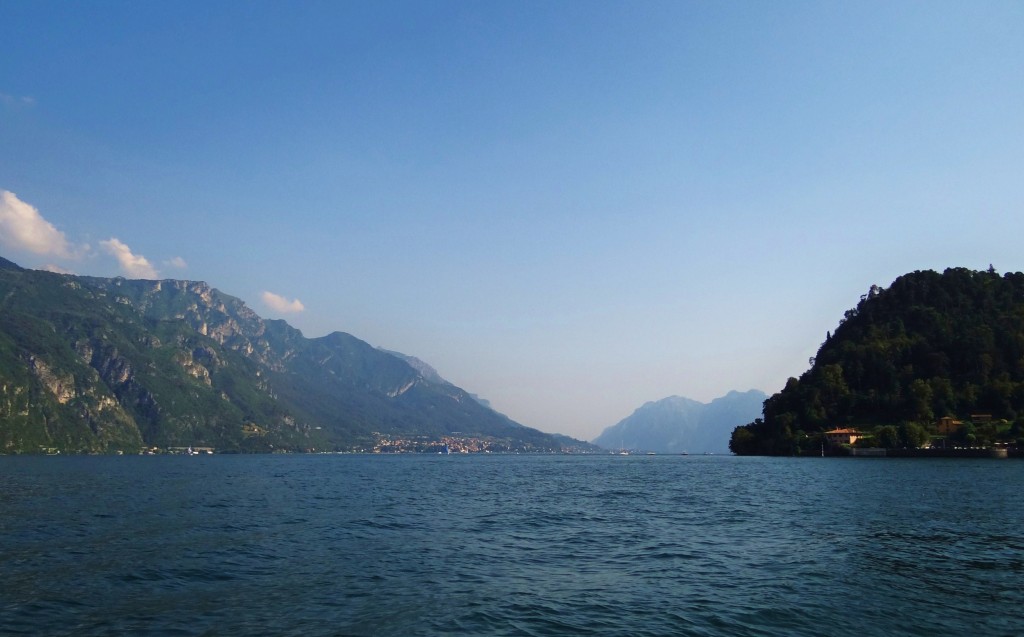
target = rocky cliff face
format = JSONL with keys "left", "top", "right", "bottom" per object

{"left": 79, "top": 277, "right": 287, "bottom": 369}
{"left": 0, "top": 258, "right": 568, "bottom": 453}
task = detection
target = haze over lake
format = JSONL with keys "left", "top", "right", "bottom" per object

{"left": 4, "top": 2, "right": 1024, "bottom": 440}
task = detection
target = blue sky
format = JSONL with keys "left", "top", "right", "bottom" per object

{"left": 2, "top": 1, "right": 1023, "bottom": 440}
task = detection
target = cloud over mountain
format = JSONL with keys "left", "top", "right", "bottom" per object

{"left": 43, "top": 263, "right": 75, "bottom": 274}
{"left": 100, "top": 238, "right": 159, "bottom": 279}
{"left": 261, "top": 291, "right": 305, "bottom": 313}
{"left": 0, "top": 190, "right": 79, "bottom": 258}
{"left": 0, "top": 191, "right": 189, "bottom": 280}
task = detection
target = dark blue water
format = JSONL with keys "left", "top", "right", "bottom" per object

{"left": 2, "top": 454, "right": 1022, "bottom": 636}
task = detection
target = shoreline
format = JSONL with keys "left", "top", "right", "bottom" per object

{"left": 845, "top": 447, "right": 1018, "bottom": 459}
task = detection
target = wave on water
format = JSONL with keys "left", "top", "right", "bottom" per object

{"left": 2, "top": 454, "right": 1023, "bottom": 636}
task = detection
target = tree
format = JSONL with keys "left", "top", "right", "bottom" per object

{"left": 728, "top": 422, "right": 758, "bottom": 455}
{"left": 876, "top": 425, "right": 899, "bottom": 449}
{"left": 898, "top": 421, "right": 929, "bottom": 448}
{"left": 950, "top": 423, "right": 977, "bottom": 447}
{"left": 908, "top": 379, "right": 934, "bottom": 423}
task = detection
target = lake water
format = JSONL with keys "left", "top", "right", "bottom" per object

{"left": 1, "top": 454, "right": 1022, "bottom": 636}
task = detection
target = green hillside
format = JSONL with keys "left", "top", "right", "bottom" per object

{"left": 730, "top": 267, "right": 1024, "bottom": 455}
{"left": 0, "top": 258, "right": 573, "bottom": 453}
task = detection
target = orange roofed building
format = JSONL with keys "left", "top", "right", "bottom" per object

{"left": 824, "top": 428, "right": 862, "bottom": 446}
{"left": 936, "top": 416, "right": 963, "bottom": 435}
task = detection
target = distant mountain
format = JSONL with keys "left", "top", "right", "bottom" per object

{"left": 593, "top": 390, "right": 767, "bottom": 454}
{"left": 0, "top": 257, "right": 580, "bottom": 453}
{"left": 379, "top": 348, "right": 494, "bottom": 409}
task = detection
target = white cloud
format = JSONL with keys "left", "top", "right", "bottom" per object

{"left": 261, "top": 291, "right": 305, "bottom": 314}
{"left": 0, "top": 93, "right": 35, "bottom": 108}
{"left": 42, "top": 264, "right": 75, "bottom": 275}
{"left": 0, "top": 190, "right": 77, "bottom": 258}
{"left": 100, "top": 238, "right": 159, "bottom": 279}
{"left": 165, "top": 256, "right": 188, "bottom": 269}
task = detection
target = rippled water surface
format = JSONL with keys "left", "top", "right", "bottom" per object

{"left": 2, "top": 454, "right": 1022, "bottom": 636}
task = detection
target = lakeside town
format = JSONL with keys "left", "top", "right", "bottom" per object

{"left": 35, "top": 433, "right": 597, "bottom": 456}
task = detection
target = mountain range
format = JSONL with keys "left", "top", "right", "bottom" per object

{"left": 0, "top": 256, "right": 590, "bottom": 454}
{"left": 593, "top": 390, "right": 766, "bottom": 453}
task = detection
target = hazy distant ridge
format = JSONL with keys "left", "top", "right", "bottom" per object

{"left": 593, "top": 390, "right": 766, "bottom": 453}
{"left": 378, "top": 348, "right": 494, "bottom": 409}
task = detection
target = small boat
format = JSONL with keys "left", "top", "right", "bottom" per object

{"left": 617, "top": 437, "right": 629, "bottom": 455}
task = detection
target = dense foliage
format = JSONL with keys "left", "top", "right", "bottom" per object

{"left": 730, "top": 267, "right": 1024, "bottom": 455}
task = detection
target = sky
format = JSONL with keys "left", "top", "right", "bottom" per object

{"left": 2, "top": 1, "right": 1023, "bottom": 441}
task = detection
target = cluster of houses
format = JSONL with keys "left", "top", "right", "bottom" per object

{"left": 823, "top": 415, "right": 992, "bottom": 448}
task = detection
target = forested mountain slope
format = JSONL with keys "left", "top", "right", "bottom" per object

{"left": 730, "top": 267, "right": 1024, "bottom": 455}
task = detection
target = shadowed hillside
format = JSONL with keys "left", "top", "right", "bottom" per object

{"left": 731, "top": 267, "right": 1024, "bottom": 455}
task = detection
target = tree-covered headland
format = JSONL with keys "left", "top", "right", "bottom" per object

{"left": 730, "top": 267, "right": 1024, "bottom": 455}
